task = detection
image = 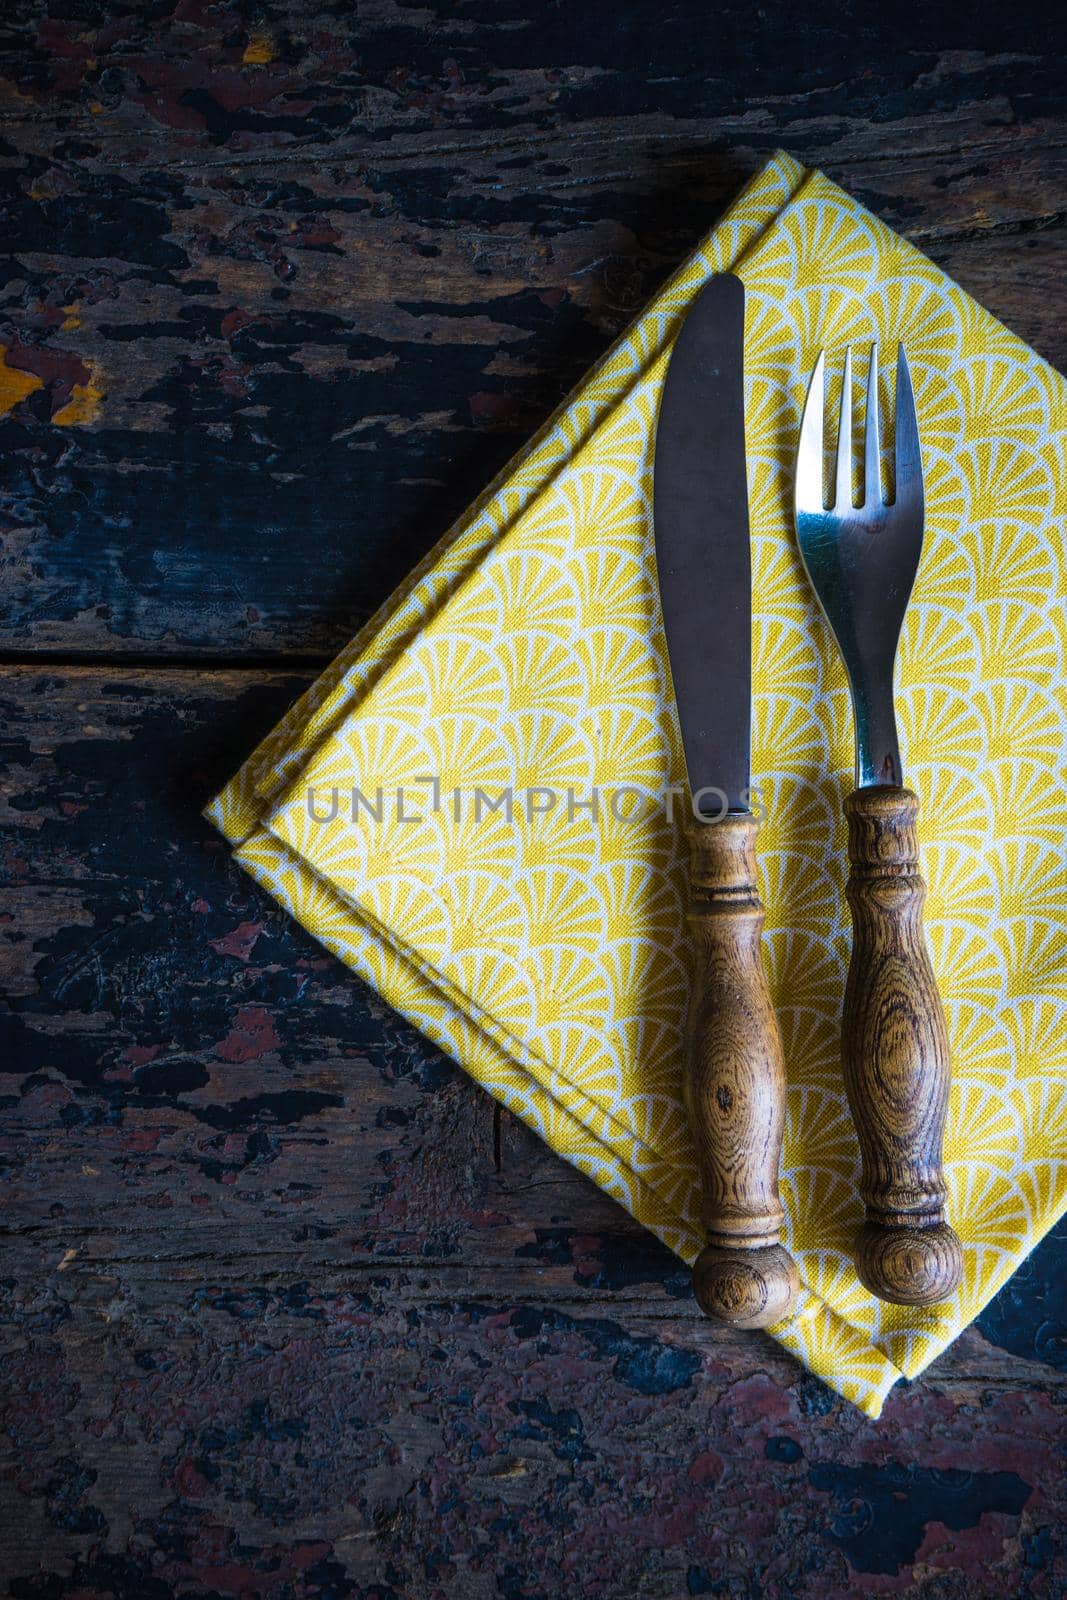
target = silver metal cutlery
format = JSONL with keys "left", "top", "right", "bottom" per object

{"left": 793, "top": 344, "right": 963, "bottom": 1306}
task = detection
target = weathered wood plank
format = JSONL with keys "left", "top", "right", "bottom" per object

{"left": 1, "top": 222, "right": 1063, "bottom": 660}
{"left": 1, "top": 0, "right": 1065, "bottom": 659}
{"left": 2, "top": 1, "right": 1064, "bottom": 168}
{"left": 1, "top": 1265, "right": 1065, "bottom": 1596}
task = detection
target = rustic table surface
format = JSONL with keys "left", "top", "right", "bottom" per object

{"left": 2, "top": 4, "right": 1065, "bottom": 1596}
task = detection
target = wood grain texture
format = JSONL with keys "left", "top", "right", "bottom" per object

{"left": 685, "top": 818, "right": 798, "bottom": 1328}
{"left": 0, "top": 1, "right": 1065, "bottom": 660}
{"left": 842, "top": 786, "right": 963, "bottom": 1306}
{"left": 2, "top": 0, "right": 1066, "bottom": 1590}
{"left": 2, "top": 665, "right": 1066, "bottom": 1594}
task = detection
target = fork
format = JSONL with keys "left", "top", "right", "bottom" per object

{"left": 794, "top": 344, "right": 963, "bottom": 1307}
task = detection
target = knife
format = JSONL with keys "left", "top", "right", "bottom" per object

{"left": 653, "top": 272, "right": 799, "bottom": 1329}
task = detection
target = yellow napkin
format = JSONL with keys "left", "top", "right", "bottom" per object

{"left": 207, "top": 152, "right": 1067, "bottom": 1418}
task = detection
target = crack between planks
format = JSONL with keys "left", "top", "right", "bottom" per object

{"left": 0, "top": 106, "right": 1065, "bottom": 174}
{"left": 909, "top": 208, "right": 1067, "bottom": 244}
{"left": 0, "top": 649, "right": 329, "bottom": 672}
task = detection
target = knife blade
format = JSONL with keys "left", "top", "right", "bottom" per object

{"left": 652, "top": 272, "right": 798, "bottom": 1330}
{"left": 654, "top": 271, "right": 751, "bottom": 814}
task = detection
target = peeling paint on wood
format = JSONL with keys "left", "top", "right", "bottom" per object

{"left": 1, "top": 1, "right": 1065, "bottom": 657}
{"left": 2, "top": 666, "right": 1066, "bottom": 1593}
{"left": 2, "top": 0, "right": 1067, "bottom": 1592}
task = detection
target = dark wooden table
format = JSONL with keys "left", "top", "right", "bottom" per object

{"left": 2, "top": 5, "right": 1065, "bottom": 1595}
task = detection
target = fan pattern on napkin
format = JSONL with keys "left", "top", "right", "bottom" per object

{"left": 208, "top": 152, "right": 1067, "bottom": 1418}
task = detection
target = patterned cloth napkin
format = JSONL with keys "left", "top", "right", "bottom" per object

{"left": 207, "top": 152, "right": 1067, "bottom": 1418}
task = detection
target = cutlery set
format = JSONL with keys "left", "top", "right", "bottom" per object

{"left": 654, "top": 273, "right": 963, "bottom": 1327}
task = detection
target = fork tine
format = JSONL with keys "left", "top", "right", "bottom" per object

{"left": 834, "top": 346, "right": 854, "bottom": 510}
{"left": 795, "top": 350, "right": 825, "bottom": 510}
{"left": 893, "top": 343, "right": 924, "bottom": 514}
{"left": 864, "top": 344, "right": 882, "bottom": 507}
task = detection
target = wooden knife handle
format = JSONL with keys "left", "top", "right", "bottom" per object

{"left": 842, "top": 785, "right": 962, "bottom": 1306}
{"left": 684, "top": 815, "right": 799, "bottom": 1329}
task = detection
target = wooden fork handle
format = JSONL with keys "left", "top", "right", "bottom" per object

{"left": 842, "top": 786, "right": 962, "bottom": 1305}
{"left": 684, "top": 815, "right": 799, "bottom": 1329}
